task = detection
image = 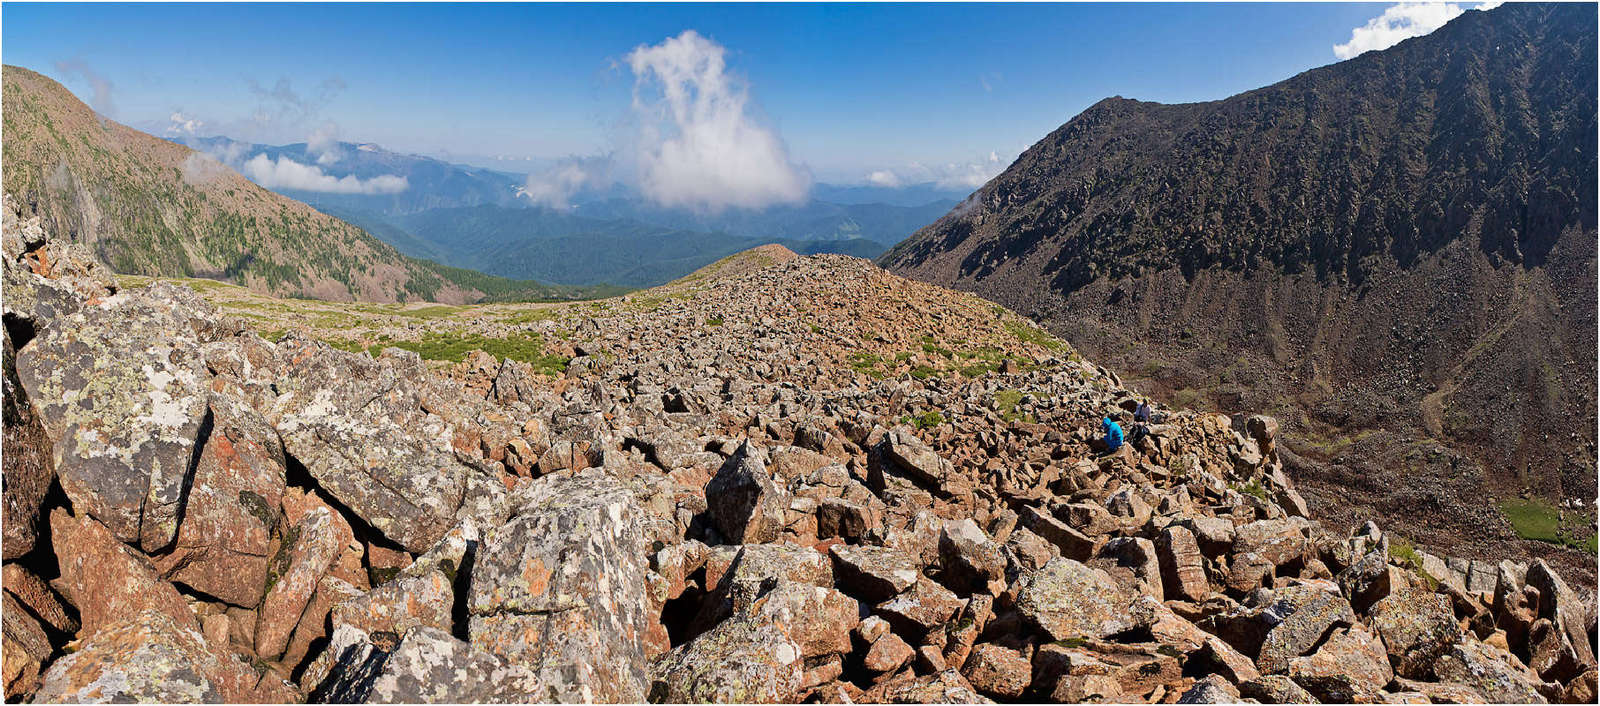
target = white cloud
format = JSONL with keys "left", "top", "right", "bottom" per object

{"left": 180, "top": 152, "right": 231, "bottom": 185}
{"left": 866, "top": 170, "right": 902, "bottom": 188}
{"left": 624, "top": 30, "right": 810, "bottom": 211}
{"left": 1333, "top": 2, "right": 1501, "bottom": 60}
{"left": 307, "top": 122, "right": 346, "bottom": 165}
{"left": 866, "top": 150, "right": 1010, "bottom": 192}
{"left": 54, "top": 59, "right": 116, "bottom": 116}
{"left": 519, "top": 155, "right": 613, "bottom": 209}
{"left": 239, "top": 154, "right": 407, "bottom": 194}
{"left": 165, "top": 112, "right": 205, "bottom": 137}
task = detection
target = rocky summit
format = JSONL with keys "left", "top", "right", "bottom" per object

{"left": 2, "top": 193, "right": 1596, "bottom": 705}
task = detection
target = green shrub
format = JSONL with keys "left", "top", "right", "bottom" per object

{"left": 900, "top": 411, "right": 945, "bottom": 429}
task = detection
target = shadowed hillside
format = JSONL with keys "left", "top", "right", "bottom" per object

{"left": 884, "top": 4, "right": 1598, "bottom": 564}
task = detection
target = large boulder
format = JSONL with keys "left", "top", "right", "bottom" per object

{"left": 1371, "top": 583, "right": 1462, "bottom": 679}
{"left": 364, "top": 626, "right": 542, "bottom": 703}
{"left": 267, "top": 342, "right": 494, "bottom": 552}
{"left": 1523, "top": 560, "right": 1596, "bottom": 676}
{"left": 961, "top": 643, "right": 1031, "bottom": 700}
{"left": 650, "top": 614, "right": 805, "bottom": 703}
{"left": 939, "top": 518, "right": 1006, "bottom": 594}
{"left": 1012, "top": 558, "right": 1139, "bottom": 641}
{"left": 880, "top": 427, "right": 952, "bottom": 488}
{"left": 831, "top": 543, "right": 923, "bottom": 602}
{"left": 467, "top": 470, "right": 653, "bottom": 702}
{"left": 1432, "top": 639, "right": 1550, "bottom": 703}
{"left": 255, "top": 505, "right": 351, "bottom": 659}
{"left": 2, "top": 593, "right": 50, "bottom": 700}
{"left": 748, "top": 582, "right": 860, "bottom": 659}
{"left": 17, "top": 290, "right": 214, "bottom": 552}
{"left": 1285, "top": 626, "right": 1393, "bottom": 702}
{"left": 1255, "top": 582, "right": 1358, "bottom": 673}
{"left": 32, "top": 609, "right": 288, "bottom": 703}
{"left": 154, "top": 392, "right": 287, "bottom": 608}
{"left": 2, "top": 326, "right": 53, "bottom": 560}
{"left": 704, "top": 442, "right": 789, "bottom": 544}
{"left": 49, "top": 509, "right": 197, "bottom": 638}
{"left": 1156, "top": 525, "right": 1209, "bottom": 602}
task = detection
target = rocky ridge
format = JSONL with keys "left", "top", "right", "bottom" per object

{"left": 880, "top": 2, "right": 1598, "bottom": 566}
{"left": 3, "top": 194, "right": 1596, "bottom": 703}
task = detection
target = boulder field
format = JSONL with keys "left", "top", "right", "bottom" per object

{"left": 2, "top": 194, "right": 1596, "bottom": 703}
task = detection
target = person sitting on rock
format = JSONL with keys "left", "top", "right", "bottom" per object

{"left": 1101, "top": 416, "right": 1124, "bottom": 452}
{"left": 1135, "top": 399, "right": 1152, "bottom": 423}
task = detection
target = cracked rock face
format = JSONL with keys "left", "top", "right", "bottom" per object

{"left": 467, "top": 470, "right": 653, "bottom": 702}
{"left": 17, "top": 291, "right": 212, "bottom": 553}
{"left": 267, "top": 342, "right": 482, "bottom": 553}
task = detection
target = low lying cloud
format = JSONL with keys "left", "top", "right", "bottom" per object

{"left": 625, "top": 30, "right": 811, "bottom": 212}
{"left": 519, "top": 155, "right": 613, "bottom": 209}
{"left": 865, "top": 151, "right": 1010, "bottom": 192}
{"left": 179, "top": 132, "right": 406, "bottom": 195}
{"left": 54, "top": 59, "right": 116, "bottom": 116}
{"left": 307, "top": 122, "right": 345, "bottom": 165}
{"left": 866, "top": 170, "right": 901, "bottom": 188}
{"left": 180, "top": 152, "right": 231, "bottom": 185}
{"left": 165, "top": 112, "right": 205, "bottom": 137}
{"left": 1333, "top": 2, "right": 1502, "bottom": 60}
{"left": 239, "top": 154, "right": 407, "bottom": 194}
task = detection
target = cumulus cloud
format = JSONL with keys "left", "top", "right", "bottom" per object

{"left": 239, "top": 154, "right": 407, "bottom": 194}
{"left": 865, "top": 151, "right": 1010, "bottom": 192}
{"left": 307, "top": 122, "right": 346, "bottom": 165}
{"left": 165, "top": 112, "right": 205, "bottom": 137}
{"left": 520, "top": 155, "right": 614, "bottom": 209}
{"left": 624, "top": 30, "right": 810, "bottom": 211}
{"left": 1333, "top": 2, "right": 1502, "bottom": 60}
{"left": 866, "top": 170, "right": 901, "bottom": 188}
{"left": 53, "top": 59, "right": 116, "bottom": 116}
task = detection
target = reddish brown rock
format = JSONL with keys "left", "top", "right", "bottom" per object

{"left": 255, "top": 505, "right": 348, "bottom": 659}
{"left": 50, "top": 508, "right": 197, "bottom": 637}
{"left": 1157, "top": 525, "right": 1209, "bottom": 602}
{"left": 2, "top": 564, "right": 77, "bottom": 636}
{"left": 961, "top": 643, "right": 1031, "bottom": 699}
{"left": 2, "top": 594, "right": 49, "bottom": 701}
{"left": 831, "top": 543, "right": 923, "bottom": 602}
{"left": 1287, "top": 626, "right": 1394, "bottom": 703}
{"left": 154, "top": 392, "right": 286, "bottom": 608}
{"left": 865, "top": 632, "right": 916, "bottom": 673}
{"left": 876, "top": 576, "right": 965, "bottom": 640}
{"left": 32, "top": 609, "right": 292, "bottom": 703}
{"left": 751, "top": 581, "right": 860, "bottom": 659}
{"left": 2, "top": 326, "right": 53, "bottom": 560}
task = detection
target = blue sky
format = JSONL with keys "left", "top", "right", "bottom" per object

{"left": 4, "top": 2, "right": 1492, "bottom": 190}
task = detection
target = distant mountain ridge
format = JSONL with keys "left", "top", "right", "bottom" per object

{"left": 1, "top": 65, "right": 596, "bottom": 303}
{"left": 175, "top": 134, "right": 956, "bottom": 286}
{"left": 884, "top": 3, "right": 1598, "bottom": 558}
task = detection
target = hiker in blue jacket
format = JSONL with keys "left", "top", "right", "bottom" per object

{"left": 1102, "top": 416, "right": 1124, "bottom": 452}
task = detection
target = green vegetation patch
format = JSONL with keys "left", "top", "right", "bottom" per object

{"left": 901, "top": 411, "right": 945, "bottom": 430}
{"left": 848, "top": 351, "right": 885, "bottom": 378}
{"left": 1004, "top": 321, "right": 1068, "bottom": 351}
{"left": 374, "top": 332, "right": 570, "bottom": 375}
{"left": 1500, "top": 497, "right": 1597, "bottom": 552}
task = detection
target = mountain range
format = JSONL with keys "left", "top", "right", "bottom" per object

{"left": 1, "top": 66, "right": 610, "bottom": 303}
{"left": 177, "top": 135, "right": 962, "bottom": 286}
{"left": 884, "top": 2, "right": 1598, "bottom": 558}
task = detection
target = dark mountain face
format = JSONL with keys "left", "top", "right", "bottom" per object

{"left": 884, "top": 3, "right": 1598, "bottom": 568}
